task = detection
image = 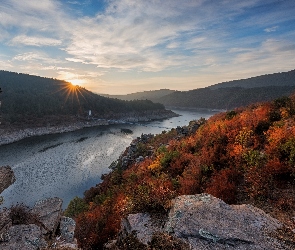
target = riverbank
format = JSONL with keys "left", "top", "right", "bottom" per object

{"left": 0, "top": 109, "right": 177, "bottom": 146}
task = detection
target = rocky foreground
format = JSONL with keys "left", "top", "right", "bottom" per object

{"left": 108, "top": 194, "right": 293, "bottom": 249}
{"left": 1, "top": 167, "right": 293, "bottom": 249}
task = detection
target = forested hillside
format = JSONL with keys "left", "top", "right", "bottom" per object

{"left": 0, "top": 71, "right": 165, "bottom": 125}
{"left": 210, "top": 69, "right": 295, "bottom": 89}
{"left": 155, "top": 86, "right": 295, "bottom": 109}
{"left": 66, "top": 95, "right": 295, "bottom": 249}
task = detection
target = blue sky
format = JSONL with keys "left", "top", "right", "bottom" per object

{"left": 0, "top": 0, "right": 295, "bottom": 94}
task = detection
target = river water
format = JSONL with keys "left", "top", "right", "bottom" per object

{"left": 0, "top": 108, "right": 219, "bottom": 209}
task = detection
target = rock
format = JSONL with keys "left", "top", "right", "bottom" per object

{"left": 0, "top": 166, "right": 16, "bottom": 194}
{"left": 117, "top": 194, "right": 290, "bottom": 250}
{"left": 0, "top": 209, "right": 11, "bottom": 236}
{"left": 136, "top": 156, "right": 144, "bottom": 163}
{"left": 166, "top": 194, "right": 287, "bottom": 250}
{"left": 60, "top": 216, "right": 76, "bottom": 243}
{"left": 120, "top": 213, "right": 166, "bottom": 245}
{"left": 0, "top": 224, "right": 47, "bottom": 250}
{"left": 31, "top": 197, "right": 62, "bottom": 236}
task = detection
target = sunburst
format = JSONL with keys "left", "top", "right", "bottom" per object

{"left": 51, "top": 81, "right": 88, "bottom": 113}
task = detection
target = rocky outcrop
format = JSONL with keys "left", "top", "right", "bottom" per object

{"left": 0, "top": 224, "right": 47, "bottom": 250}
{"left": 0, "top": 197, "right": 79, "bottom": 250}
{"left": 111, "top": 194, "right": 292, "bottom": 250}
{"left": 0, "top": 166, "right": 15, "bottom": 194}
{"left": 31, "top": 197, "right": 63, "bottom": 236}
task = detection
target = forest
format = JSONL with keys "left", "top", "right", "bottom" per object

{"left": 0, "top": 71, "right": 165, "bottom": 126}
{"left": 64, "top": 94, "right": 295, "bottom": 249}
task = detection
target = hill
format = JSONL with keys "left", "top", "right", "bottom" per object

{"left": 100, "top": 89, "right": 176, "bottom": 101}
{"left": 65, "top": 95, "right": 295, "bottom": 248}
{"left": 210, "top": 69, "right": 295, "bottom": 89}
{"left": 155, "top": 85, "right": 295, "bottom": 109}
{"left": 0, "top": 71, "right": 171, "bottom": 127}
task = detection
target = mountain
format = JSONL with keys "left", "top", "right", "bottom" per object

{"left": 0, "top": 71, "right": 169, "bottom": 126}
{"left": 100, "top": 89, "right": 176, "bottom": 101}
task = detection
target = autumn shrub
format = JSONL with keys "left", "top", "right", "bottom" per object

{"left": 127, "top": 176, "right": 176, "bottom": 214}
{"left": 75, "top": 200, "right": 122, "bottom": 250}
{"left": 205, "top": 168, "right": 240, "bottom": 204}
{"left": 275, "top": 197, "right": 295, "bottom": 212}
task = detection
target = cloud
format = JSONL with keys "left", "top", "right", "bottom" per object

{"left": 264, "top": 26, "right": 279, "bottom": 32}
{"left": 1, "top": 0, "right": 295, "bottom": 94}
{"left": 11, "top": 35, "right": 62, "bottom": 47}
{"left": 13, "top": 52, "right": 44, "bottom": 61}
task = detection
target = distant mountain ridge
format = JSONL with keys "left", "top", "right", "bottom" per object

{"left": 104, "top": 69, "right": 295, "bottom": 110}
{"left": 100, "top": 89, "right": 176, "bottom": 101}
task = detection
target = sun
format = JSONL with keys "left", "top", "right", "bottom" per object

{"left": 69, "top": 79, "right": 85, "bottom": 86}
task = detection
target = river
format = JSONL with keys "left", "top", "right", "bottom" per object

{"left": 0, "top": 108, "right": 219, "bottom": 209}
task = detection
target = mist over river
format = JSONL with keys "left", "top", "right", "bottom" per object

{"left": 0, "top": 108, "right": 219, "bottom": 209}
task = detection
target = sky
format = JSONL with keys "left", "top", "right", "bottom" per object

{"left": 0, "top": 0, "right": 295, "bottom": 95}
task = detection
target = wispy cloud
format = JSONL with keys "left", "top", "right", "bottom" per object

{"left": 264, "top": 26, "right": 279, "bottom": 32}
{"left": 11, "top": 35, "right": 62, "bottom": 47}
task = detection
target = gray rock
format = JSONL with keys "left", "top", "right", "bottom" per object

{"left": 118, "top": 194, "right": 290, "bottom": 250}
{"left": 60, "top": 216, "right": 76, "bottom": 243}
{"left": 166, "top": 194, "right": 287, "bottom": 250}
{"left": 0, "top": 166, "right": 16, "bottom": 194}
{"left": 0, "top": 224, "right": 47, "bottom": 250}
{"left": 31, "top": 197, "right": 62, "bottom": 235}
{"left": 121, "top": 213, "right": 166, "bottom": 245}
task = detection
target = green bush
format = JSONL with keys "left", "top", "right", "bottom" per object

{"left": 64, "top": 196, "right": 89, "bottom": 218}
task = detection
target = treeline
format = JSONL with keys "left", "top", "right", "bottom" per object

{"left": 66, "top": 95, "right": 295, "bottom": 249}
{"left": 0, "top": 71, "right": 165, "bottom": 124}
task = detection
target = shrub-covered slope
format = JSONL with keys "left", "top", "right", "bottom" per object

{"left": 66, "top": 95, "right": 295, "bottom": 249}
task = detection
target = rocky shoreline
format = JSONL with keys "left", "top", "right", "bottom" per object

{"left": 0, "top": 109, "right": 177, "bottom": 146}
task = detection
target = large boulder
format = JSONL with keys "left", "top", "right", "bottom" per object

{"left": 31, "top": 197, "right": 63, "bottom": 236}
{"left": 0, "top": 224, "right": 47, "bottom": 250}
{"left": 0, "top": 166, "right": 15, "bottom": 194}
{"left": 116, "top": 194, "right": 290, "bottom": 250}
{"left": 166, "top": 194, "right": 286, "bottom": 249}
